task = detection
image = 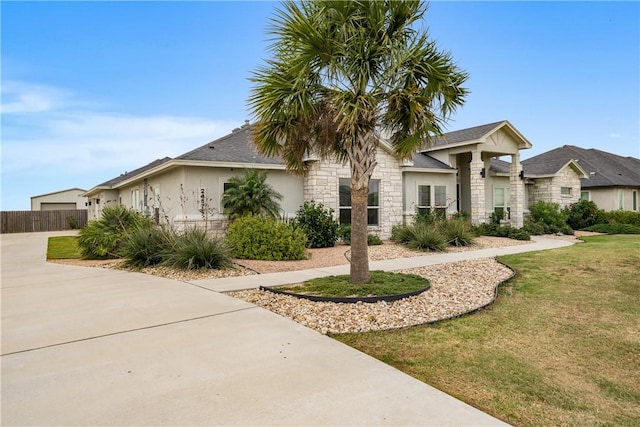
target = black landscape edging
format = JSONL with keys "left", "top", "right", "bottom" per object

{"left": 259, "top": 284, "right": 430, "bottom": 304}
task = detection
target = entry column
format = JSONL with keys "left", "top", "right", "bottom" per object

{"left": 470, "top": 150, "right": 486, "bottom": 224}
{"left": 509, "top": 153, "right": 524, "bottom": 228}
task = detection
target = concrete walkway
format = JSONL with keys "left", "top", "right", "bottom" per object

{"left": 194, "top": 235, "right": 575, "bottom": 292}
{"left": 1, "top": 231, "right": 572, "bottom": 426}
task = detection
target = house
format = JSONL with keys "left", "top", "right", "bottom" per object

{"left": 83, "top": 120, "right": 588, "bottom": 237}
{"left": 30, "top": 188, "right": 88, "bottom": 211}
{"left": 522, "top": 146, "right": 640, "bottom": 212}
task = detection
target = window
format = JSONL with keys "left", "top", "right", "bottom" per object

{"left": 339, "top": 178, "right": 379, "bottom": 226}
{"left": 561, "top": 187, "right": 572, "bottom": 196}
{"left": 131, "top": 189, "right": 140, "bottom": 211}
{"left": 152, "top": 186, "right": 161, "bottom": 208}
{"left": 618, "top": 189, "right": 624, "bottom": 210}
{"left": 580, "top": 191, "right": 590, "bottom": 201}
{"left": 633, "top": 190, "right": 638, "bottom": 211}
{"left": 417, "top": 185, "right": 431, "bottom": 213}
{"left": 493, "top": 187, "right": 511, "bottom": 220}
{"left": 434, "top": 186, "right": 447, "bottom": 207}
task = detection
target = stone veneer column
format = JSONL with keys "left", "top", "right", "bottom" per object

{"left": 509, "top": 153, "right": 524, "bottom": 228}
{"left": 470, "top": 150, "right": 486, "bottom": 225}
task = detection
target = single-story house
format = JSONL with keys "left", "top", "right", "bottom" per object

{"left": 30, "top": 188, "right": 88, "bottom": 211}
{"left": 83, "top": 120, "right": 592, "bottom": 237}
{"left": 522, "top": 145, "right": 640, "bottom": 212}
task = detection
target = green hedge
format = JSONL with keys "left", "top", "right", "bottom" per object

{"left": 226, "top": 215, "right": 308, "bottom": 260}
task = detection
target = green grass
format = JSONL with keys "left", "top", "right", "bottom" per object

{"left": 47, "top": 236, "right": 82, "bottom": 259}
{"left": 335, "top": 235, "right": 640, "bottom": 426}
{"left": 277, "top": 270, "right": 429, "bottom": 297}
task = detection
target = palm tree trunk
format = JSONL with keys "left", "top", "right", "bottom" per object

{"left": 350, "top": 185, "right": 370, "bottom": 284}
{"left": 348, "top": 132, "right": 377, "bottom": 285}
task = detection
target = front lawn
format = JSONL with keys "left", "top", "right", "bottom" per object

{"left": 47, "top": 236, "right": 82, "bottom": 259}
{"left": 336, "top": 235, "right": 640, "bottom": 426}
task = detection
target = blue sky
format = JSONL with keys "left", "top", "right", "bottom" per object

{"left": 2, "top": 1, "right": 638, "bottom": 210}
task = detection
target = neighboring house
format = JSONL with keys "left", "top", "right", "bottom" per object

{"left": 30, "top": 188, "right": 88, "bottom": 211}
{"left": 86, "top": 120, "right": 602, "bottom": 237}
{"left": 523, "top": 146, "right": 640, "bottom": 212}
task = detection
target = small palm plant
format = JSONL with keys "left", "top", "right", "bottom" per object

{"left": 222, "top": 169, "right": 283, "bottom": 220}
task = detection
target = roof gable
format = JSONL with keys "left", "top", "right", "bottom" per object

{"left": 425, "top": 120, "right": 532, "bottom": 152}
{"left": 523, "top": 145, "right": 640, "bottom": 187}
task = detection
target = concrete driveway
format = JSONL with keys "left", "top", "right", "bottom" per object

{"left": 1, "top": 231, "right": 508, "bottom": 426}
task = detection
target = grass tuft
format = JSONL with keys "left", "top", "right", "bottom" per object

{"left": 278, "top": 270, "right": 429, "bottom": 297}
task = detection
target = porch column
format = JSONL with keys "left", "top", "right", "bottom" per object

{"left": 470, "top": 150, "right": 486, "bottom": 225}
{"left": 509, "top": 153, "right": 524, "bottom": 228}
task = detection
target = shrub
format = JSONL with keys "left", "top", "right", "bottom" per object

{"left": 583, "top": 223, "right": 640, "bottom": 234}
{"left": 226, "top": 215, "right": 308, "bottom": 260}
{"left": 473, "top": 223, "right": 531, "bottom": 241}
{"left": 604, "top": 210, "right": 640, "bottom": 226}
{"left": 391, "top": 222, "right": 446, "bottom": 251}
{"left": 438, "top": 219, "right": 475, "bottom": 247}
{"left": 564, "top": 200, "right": 606, "bottom": 230}
{"left": 120, "top": 226, "right": 173, "bottom": 268}
{"left": 528, "top": 201, "right": 568, "bottom": 233}
{"left": 522, "top": 220, "right": 545, "bottom": 236}
{"left": 77, "top": 206, "right": 153, "bottom": 259}
{"left": 338, "top": 225, "right": 352, "bottom": 244}
{"left": 294, "top": 201, "right": 339, "bottom": 248}
{"left": 414, "top": 207, "right": 438, "bottom": 225}
{"left": 66, "top": 215, "right": 78, "bottom": 230}
{"left": 162, "top": 228, "right": 233, "bottom": 270}
{"left": 367, "top": 234, "right": 383, "bottom": 245}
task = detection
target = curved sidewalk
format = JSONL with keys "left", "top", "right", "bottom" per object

{"left": 192, "top": 235, "right": 575, "bottom": 292}
{"left": 1, "top": 232, "right": 571, "bottom": 426}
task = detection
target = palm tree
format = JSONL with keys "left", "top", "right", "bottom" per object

{"left": 222, "top": 169, "right": 283, "bottom": 220}
{"left": 249, "top": 0, "right": 468, "bottom": 284}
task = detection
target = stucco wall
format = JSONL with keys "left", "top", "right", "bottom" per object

{"left": 402, "top": 171, "right": 457, "bottom": 222}
{"left": 304, "top": 149, "right": 403, "bottom": 239}
{"left": 585, "top": 187, "right": 640, "bottom": 211}
{"left": 31, "top": 189, "right": 88, "bottom": 211}
{"left": 118, "top": 166, "right": 304, "bottom": 225}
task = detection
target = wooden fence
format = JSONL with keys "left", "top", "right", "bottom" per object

{"left": 0, "top": 209, "right": 88, "bottom": 234}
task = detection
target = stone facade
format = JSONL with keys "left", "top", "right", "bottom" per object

{"left": 469, "top": 151, "right": 486, "bottom": 224}
{"left": 527, "top": 165, "right": 581, "bottom": 209}
{"left": 304, "top": 148, "right": 404, "bottom": 239}
{"left": 509, "top": 153, "right": 525, "bottom": 228}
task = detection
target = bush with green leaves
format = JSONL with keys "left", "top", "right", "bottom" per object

{"left": 391, "top": 222, "right": 446, "bottom": 251}
{"left": 522, "top": 220, "right": 546, "bottom": 236}
{"left": 528, "top": 201, "right": 571, "bottom": 234}
{"left": 438, "top": 219, "right": 475, "bottom": 247}
{"left": 604, "top": 210, "right": 640, "bottom": 226}
{"left": 367, "top": 234, "right": 383, "bottom": 245}
{"left": 473, "top": 223, "right": 531, "bottom": 241}
{"left": 294, "top": 201, "right": 339, "bottom": 248}
{"left": 337, "top": 225, "right": 383, "bottom": 246}
{"left": 583, "top": 223, "right": 640, "bottom": 234}
{"left": 120, "top": 226, "right": 174, "bottom": 268}
{"left": 162, "top": 228, "right": 233, "bottom": 270}
{"left": 563, "top": 200, "right": 606, "bottom": 230}
{"left": 77, "top": 205, "right": 153, "bottom": 259}
{"left": 226, "top": 214, "right": 308, "bottom": 260}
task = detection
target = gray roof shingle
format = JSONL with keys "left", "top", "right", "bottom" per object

{"left": 522, "top": 145, "right": 640, "bottom": 188}
{"left": 430, "top": 121, "right": 506, "bottom": 147}
{"left": 97, "top": 157, "right": 172, "bottom": 187}
{"left": 177, "top": 124, "right": 284, "bottom": 165}
{"left": 407, "top": 153, "right": 455, "bottom": 170}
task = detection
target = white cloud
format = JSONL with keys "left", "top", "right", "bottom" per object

{"left": 1, "top": 80, "right": 241, "bottom": 176}
{"left": 1, "top": 80, "right": 71, "bottom": 113}
{"left": 609, "top": 132, "right": 623, "bottom": 138}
